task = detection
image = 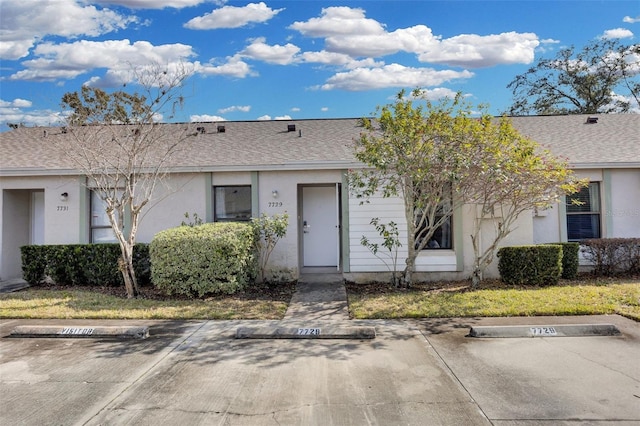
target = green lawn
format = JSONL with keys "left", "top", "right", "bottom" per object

{"left": 348, "top": 280, "right": 640, "bottom": 321}
{"left": 0, "top": 289, "right": 289, "bottom": 320}
{"left": 1, "top": 279, "right": 638, "bottom": 321}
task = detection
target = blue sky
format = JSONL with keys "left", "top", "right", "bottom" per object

{"left": 1, "top": 0, "right": 638, "bottom": 129}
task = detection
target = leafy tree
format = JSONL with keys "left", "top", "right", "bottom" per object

{"left": 351, "top": 89, "right": 583, "bottom": 287}
{"left": 507, "top": 38, "right": 640, "bottom": 115}
{"left": 351, "top": 90, "right": 486, "bottom": 286}
{"left": 464, "top": 117, "right": 585, "bottom": 286}
{"left": 58, "top": 64, "right": 193, "bottom": 298}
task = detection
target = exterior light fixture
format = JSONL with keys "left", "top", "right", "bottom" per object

{"left": 60, "top": 192, "right": 69, "bottom": 201}
{"left": 272, "top": 190, "right": 278, "bottom": 198}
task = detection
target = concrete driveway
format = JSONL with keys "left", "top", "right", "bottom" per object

{"left": 1, "top": 315, "right": 639, "bottom": 425}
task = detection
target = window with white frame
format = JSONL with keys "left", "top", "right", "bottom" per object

{"left": 90, "top": 190, "right": 118, "bottom": 243}
{"left": 566, "top": 182, "right": 601, "bottom": 241}
{"left": 214, "top": 186, "right": 252, "bottom": 222}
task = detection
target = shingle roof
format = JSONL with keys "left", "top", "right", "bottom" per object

{"left": 0, "top": 119, "right": 364, "bottom": 175}
{"left": 507, "top": 114, "right": 640, "bottom": 168}
{"left": 1, "top": 115, "right": 638, "bottom": 176}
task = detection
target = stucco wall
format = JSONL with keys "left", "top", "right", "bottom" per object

{"left": 608, "top": 169, "right": 640, "bottom": 237}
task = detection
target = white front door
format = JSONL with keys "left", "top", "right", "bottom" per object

{"left": 302, "top": 186, "right": 339, "bottom": 267}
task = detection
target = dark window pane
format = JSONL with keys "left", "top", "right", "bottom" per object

{"left": 416, "top": 215, "right": 452, "bottom": 250}
{"left": 567, "top": 183, "right": 600, "bottom": 213}
{"left": 214, "top": 186, "right": 252, "bottom": 221}
{"left": 567, "top": 214, "right": 601, "bottom": 240}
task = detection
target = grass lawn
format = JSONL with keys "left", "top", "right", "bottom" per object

{"left": 0, "top": 282, "right": 296, "bottom": 320}
{"left": 347, "top": 277, "right": 640, "bottom": 321}
{"left": 1, "top": 277, "right": 638, "bottom": 321}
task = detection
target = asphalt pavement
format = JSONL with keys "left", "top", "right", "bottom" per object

{"left": 1, "top": 277, "right": 639, "bottom": 425}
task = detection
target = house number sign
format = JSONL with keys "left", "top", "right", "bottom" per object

{"left": 56, "top": 206, "right": 69, "bottom": 211}
{"left": 529, "top": 327, "right": 557, "bottom": 336}
{"left": 268, "top": 202, "right": 283, "bottom": 208}
{"left": 59, "top": 327, "right": 95, "bottom": 335}
{"left": 297, "top": 328, "right": 321, "bottom": 336}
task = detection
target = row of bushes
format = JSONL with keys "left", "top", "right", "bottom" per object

{"left": 21, "top": 222, "right": 262, "bottom": 297}
{"left": 497, "top": 243, "right": 579, "bottom": 286}
{"left": 498, "top": 238, "right": 640, "bottom": 285}
{"left": 581, "top": 238, "right": 640, "bottom": 276}
{"left": 21, "top": 244, "right": 150, "bottom": 287}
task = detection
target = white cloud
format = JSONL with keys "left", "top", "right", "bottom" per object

{"left": 191, "top": 114, "right": 226, "bottom": 122}
{"left": 318, "top": 64, "right": 473, "bottom": 91}
{"left": 290, "top": 7, "right": 539, "bottom": 68}
{"left": 0, "top": 0, "right": 139, "bottom": 60}
{"left": 218, "top": 105, "right": 251, "bottom": 113}
{"left": 8, "top": 39, "right": 195, "bottom": 82}
{"left": 320, "top": 107, "right": 329, "bottom": 112}
{"left": 289, "top": 6, "right": 386, "bottom": 37}
{"left": 419, "top": 32, "right": 539, "bottom": 68}
{"left": 257, "top": 114, "right": 271, "bottom": 120}
{"left": 185, "top": 2, "right": 284, "bottom": 30}
{"left": 96, "top": 0, "right": 208, "bottom": 9}
{"left": 274, "top": 115, "right": 292, "bottom": 120}
{"left": 300, "top": 51, "right": 383, "bottom": 69}
{"left": 0, "top": 98, "right": 64, "bottom": 127}
{"left": 0, "top": 98, "right": 33, "bottom": 108}
{"left": 623, "top": 16, "right": 640, "bottom": 24}
{"left": 324, "top": 25, "right": 440, "bottom": 58}
{"left": 196, "top": 55, "right": 255, "bottom": 78}
{"left": 291, "top": 107, "right": 301, "bottom": 112}
{"left": 240, "top": 38, "right": 300, "bottom": 65}
{"left": 601, "top": 28, "right": 634, "bottom": 39}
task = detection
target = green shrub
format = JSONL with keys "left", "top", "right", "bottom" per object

{"left": 497, "top": 245, "right": 563, "bottom": 286}
{"left": 20, "top": 244, "right": 151, "bottom": 286}
{"left": 20, "top": 245, "right": 48, "bottom": 285}
{"left": 150, "top": 222, "right": 258, "bottom": 297}
{"left": 549, "top": 242, "right": 579, "bottom": 280}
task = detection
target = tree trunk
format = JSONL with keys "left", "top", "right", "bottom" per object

{"left": 119, "top": 243, "right": 139, "bottom": 298}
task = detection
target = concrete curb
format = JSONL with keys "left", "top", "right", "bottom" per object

{"left": 468, "top": 323, "right": 621, "bottom": 338}
{"left": 9, "top": 325, "right": 150, "bottom": 339}
{"left": 236, "top": 325, "right": 376, "bottom": 339}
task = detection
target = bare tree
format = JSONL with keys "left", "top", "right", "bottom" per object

{"left": 58, "top": 64, "right": 194, "bottom": 298}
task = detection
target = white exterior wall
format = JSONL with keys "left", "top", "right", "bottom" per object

{"left": 136, "top": 173, "right": 209, "bottom": 243}
{"left": 257, "top": 169, "right": 343, "bottom": 280}
{"left": 1, "top": 175, "right": 82, "bottom": 279}
{"left": 608, "top": 169, "right": 640, "bottom": 237}
{"left": 348, "top": 190, "right": 535, "bottom": 282}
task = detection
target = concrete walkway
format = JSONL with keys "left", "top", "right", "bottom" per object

{"left": 283, "top": 273, "right": 349, "bottom": 321}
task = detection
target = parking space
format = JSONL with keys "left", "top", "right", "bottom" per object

{"left": 1, "top": 315, "right": 639, "bottom": 425}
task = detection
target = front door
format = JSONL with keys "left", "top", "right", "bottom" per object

{"left": 301, "top": 185, "right": 339, "bottom": 268}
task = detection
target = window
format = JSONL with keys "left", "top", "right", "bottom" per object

{"left": 214, "top": 186, "right": 252, "bottom": 222}
{"left": 566, "top": 182, "right": 601, "bottom": 241}
{"left": 90, "top": 191, "right": 117, "bottom": 243}
{"left": 415, "top": 199, "right": 453, "bottom": 250}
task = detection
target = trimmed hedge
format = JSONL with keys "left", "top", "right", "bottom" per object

{"left": 497, "top": 245, "right": 563, "bottom": 286}
{"left": 553, "top": 242, "right": 580, "bottom": 280}
{"left": 150, "top": 222, "right": 258, "bottom": 297}
{"left": 20, "top": 244, "right": 150, "bottom": 287}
